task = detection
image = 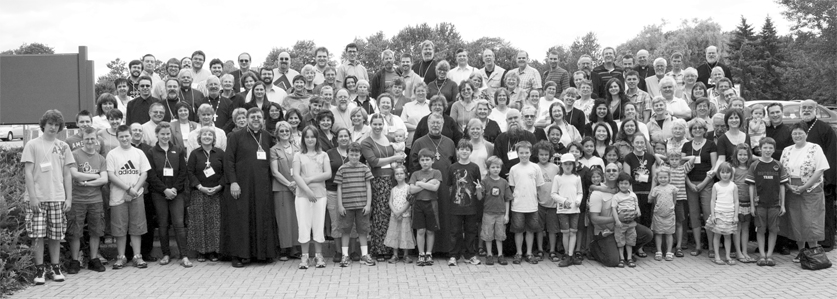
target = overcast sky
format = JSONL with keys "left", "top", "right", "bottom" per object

{"left": 0, "top": 0, "right": 792, "bottom": 77}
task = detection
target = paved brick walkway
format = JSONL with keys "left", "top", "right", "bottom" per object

{"left": 11, "top": 245, "right": 837, "bottom": 299}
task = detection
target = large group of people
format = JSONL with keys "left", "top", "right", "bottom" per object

{"left": 22, "top": 42, "right": 836, "bottom": 285}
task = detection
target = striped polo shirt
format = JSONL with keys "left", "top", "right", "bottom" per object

{"left": 334, "top": 162, "right": 374, "bottom": 210}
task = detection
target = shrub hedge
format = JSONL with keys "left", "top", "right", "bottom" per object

{"left": 0, "top": 147, "right": 33, "bottom": 296}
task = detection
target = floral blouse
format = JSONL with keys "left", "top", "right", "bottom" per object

{"left": 780, "top": 143, "right": 830, "bottom": 192}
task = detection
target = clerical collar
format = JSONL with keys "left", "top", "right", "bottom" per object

{"left": 247, "top": 127, "right": 261, "bottom": 134}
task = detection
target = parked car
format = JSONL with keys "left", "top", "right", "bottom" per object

{"left": 745, "top": 100, "right": 837, "bottom": 132}
{"left": 0, "top": 125, "right": 24, "bottom": 141}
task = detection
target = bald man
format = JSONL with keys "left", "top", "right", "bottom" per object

{"left": 197, "top": 76, "right": 235, "bottom": 130}
{"left": 696, "top": 46, "right": 733, "bottom": 88}
{"left": 514, "top": 51, "right": 542, "bottom": 90}
{"left": 272, "top": 51, "right": 300, "bottom": 91}
{"left": 632, "top": 49, "right": 654, "bottom": 92}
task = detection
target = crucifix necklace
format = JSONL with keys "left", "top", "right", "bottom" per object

{"left": 431, "top": 137, "right": 442, "bottom": 161}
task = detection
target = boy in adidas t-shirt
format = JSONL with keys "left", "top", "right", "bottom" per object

{"left": 106, "top": 125, "right": 151, "bottom": 269}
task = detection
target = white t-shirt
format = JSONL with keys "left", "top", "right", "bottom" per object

{"left": 488, "top": 108, "right": 509, "bottom": 132}
{"left": 508, "top": 162, "right": 544, "bottom": 213}
{"left": 588, "top": 190, "right": 615, "bottom": 235}
{"left": 536, "top": 97, "right": 560, "bottom": 125}
{"left": 552, "top": 174, "right": 583, "bottom": 214}
{"left": 21, "top": 137, "right": 75, "bottom": 202}
{"left": 106, "top": 146, "right": 151, "bottom": 206}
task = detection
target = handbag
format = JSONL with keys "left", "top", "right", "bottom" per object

{"left": 800, "top": 245, "right": 832, "bottom": 270}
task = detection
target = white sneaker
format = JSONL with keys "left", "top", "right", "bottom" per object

{"left": 448, "top": 257, "right": 457, "bottom": 266}
{"left": 34, "top": 265, "right": 46, "bottom": 285}
{"left": 51, "top": 264, "right": 65, "bottom": 282}
{"left": 467, "top": 256, "right": 481, "bottom": 265}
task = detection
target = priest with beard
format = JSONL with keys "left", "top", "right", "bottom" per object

{"left": 798, "top": 100, "right": 837, "bottom": 250}
{"left": 222, "top": 107, "right": 278, "bottom": 267}
{"left": 176, "top": 69, "right": 205, "bottom": 122}
{"left": 410, "top": 113, "right": 456, "bottom": 253}
{"left": 492, "top": 109, "right": 538, "bottom": 179}
{"left": 197, "top": 76, "right": 234, "bottom": 131}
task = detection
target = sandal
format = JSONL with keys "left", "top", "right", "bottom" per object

{"left": 636, "top": 251, "right": 648, "bottom": 258}
{"left": 278, "top": 256, "right": 290, "bottom": 262}
{"left": 665, "top": 252, "right": 674, "bottom": 261}
{"left": 180, "top": 258, "right": 193, "bottom": 268}
{"left": 713, "top": 259, "right": 725, "bottom": 265}
{"left": 766, "top": 257, "right": 776, "bottom": 266}
{"left": 209, "top": 253, "right": 219, "bottom": 262}
{"left": 727, "top": 259, "right": 737, "bottom": 265}
{"left": 627, "top": 260, "right": 636, "bottom": 268}
{"left": 756, "top": 257, "right": 767, "bottom": 266}
{"left": 617, "top": 259, "right": 625, "bottom": 268}
{"left": 690, "top": 249, "right": 702, "bottom": 256}
{"left": 674, "top": 248, "right": 684, "bottom": 258}
{"left": 478, "top": 247, "right": 487, "bottom": 257}
{"left": 708, "top": 251, "right": 716, "bottom": 259}
{"left": 549, "top": 252, "right": 559, "bottom": 262}
{"left": 654, "top": 252, "right": 663, "bottom": 261}
{"left": 196, "top": 254, "right": 206, "bottom": 263}
{"left": 404, "top": 256, "right": 413, "bottom": 264}
{"left": 159, "top": 255, "right": 171, "bottom": 265}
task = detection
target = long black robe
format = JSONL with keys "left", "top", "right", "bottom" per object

{"left": 410, "top": 134, "right": 456, "bottom": 253}
{"left": 222, "top": 127, "right": 278, "bottom": 259}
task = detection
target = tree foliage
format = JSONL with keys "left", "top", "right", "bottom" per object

{"left": 264, "top": 40, "right": 318, "bottom": 71}
{"left": 1, "top": 42, "right": 55, "bottom": 55}
{"left": 617, "top": 19, "right": 728, "bottom": 70}
{"left": 777, "top": 0, "right": 837, "bottom": 103}
{"left": 727, "top": 16, "right": 760, "bottom": 99}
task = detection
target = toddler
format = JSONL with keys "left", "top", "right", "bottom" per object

{"left": 612, "top": 172, "right": 640, "bottom": 268}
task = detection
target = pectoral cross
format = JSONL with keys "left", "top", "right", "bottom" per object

{"left": 435, "top": 152, "right": 441, "bottom": 161}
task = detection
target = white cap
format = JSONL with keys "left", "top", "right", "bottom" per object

{"left": 559, "top": 153, "right": 575, "bottom": 163}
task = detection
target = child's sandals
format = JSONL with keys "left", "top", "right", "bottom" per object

{"left": 665, "top": 252, "right": 674, "bottom": 261}
{"left": 756, "top": 257, "right": 767, "bottom": 266}
{"left": 654, "top": 252, "right": 663, "bottom": 261}
{"left": 617, "top": 259, "right": 626, "bottom": 268}
{"left": 388, "top": 256, "right": 400, "bottom": 264}
{"left": 549, "top": 252, "right": 560, "bottom": 262}
{"left": 627, "top": 260, "right": 636, "bottom": 268}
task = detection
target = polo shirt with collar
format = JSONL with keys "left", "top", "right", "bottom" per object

{"left": 336, "top": 60, "right": 369, "bottom": 88}
{"left": 448, "top": 65, "right": 475, "bottom": 85}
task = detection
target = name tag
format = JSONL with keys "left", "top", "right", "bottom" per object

{"left": 203, "top": 167, "right": 215, "bottom": 177}
{"left": 693, "top": 156, "right": 701, "bottom": 164}
{"left": 790, "top": 177, "right": 803, "bottom": 186}
{"left": 637, "top": 174, "right": 649, "bottom": 183}
{"left": 507, "top": 150, "right": 518, "bottom": 161}
{"left": 163, "top": 167, "right": 174, "bottom": 177}
{"left": 40, "top": 162, "right": 52, "bottom": 173}
{"left": 256, "top": 150, "right": 266, "bottom": 160}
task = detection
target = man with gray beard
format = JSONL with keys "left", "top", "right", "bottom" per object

{"left": 797, "top": 100, "right": 837, "bottom": 250}
{"left": 491, "top": 109, "right": 538, "bottom": 179}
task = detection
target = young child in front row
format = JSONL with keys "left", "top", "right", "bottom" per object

{"left": 552, "top": 153, "right": 583, "bottom": 267}
{"left": 612, "top": 172, "right": 640, "bottom": 268}
{"left": 745, "top": 138, "right": 788, "bottom": 267}
{"left": 666, "top": 150, "right": 689, "bottom": 257}
{"left": 446, "top": 140, "right": 484, "bottom": 266}
{"left": 708, "top": 162, "right": 740, "bottom": 265}
{"left": 335, "top": 142, "right": 375, "bottom": 267}
{"left": 384, "top": 165, "right": 416, "bottom": 264}
{"left": 649, "top": 166, "right": 677, "bottom": 262}
{"left": 731, "top": 144, "right": 756, "bottom": 263}
{"left": 409, "top": 149, "right": 442, "bottom": 266}
{"left": 481, "top": 156, "right": 513, "bottom": 266}
{"left": 508, "top": 141, "right": 545, "bottom": 265}
{"left": 534, "top": 141, "right": 561, "bottom": 262}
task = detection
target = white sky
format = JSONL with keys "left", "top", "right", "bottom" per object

{"left": 0, "top": 0, "right": 792, "bottom": 77}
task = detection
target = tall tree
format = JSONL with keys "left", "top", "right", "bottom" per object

{"left": 778, "top": 0, "right": 837, "bottom": 103}
{"left": 727, "top": 16, "right": 759, "bottom": 98}
{"left": 94, "top": 58, "right": 127, "bottom": 97}
{"left": 567, "top": 32, "right": 601, "bottom": 74}
{"left": 1, "top": 42, "right": 54, "bottom": 55}
{"left": 464, "top": 37, "right": 519, "bottom": 69}
{"left": 753, "top": 16, "right": 784, "bottom": 101}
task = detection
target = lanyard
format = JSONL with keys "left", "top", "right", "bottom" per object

{"left": 203, "top": 149, "right": 212, "bottom": 169}
{"left": 249, "top": 129, "right": 264, "bottom": 151}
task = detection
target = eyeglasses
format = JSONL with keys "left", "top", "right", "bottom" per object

{"left": 152, "top": 111, "right": 165, "bottom": 115}
{"left": 239, "top": 59, "right": 249, "bottom": 63}
{"left": 523, "top": 115, "right": 536, "bottom": 118}
{"left": 279, "top": 58, "right": 289, "bottom": 61}
{"left": 139, "top": 84, "right": 151, "bottom": 88}
{"left": 606, "top": 169, "right": 619, "bottom": 173}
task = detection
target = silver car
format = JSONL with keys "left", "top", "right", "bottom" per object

{"left": 0, "top": 125, "right": 24, "bottom": 141}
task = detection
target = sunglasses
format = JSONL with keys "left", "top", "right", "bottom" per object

{"left": 239, "top": 59, "right": 249, "bottom": 63}
{"left": 139, "top": 84, "right": 151, "bottom": 88}
{"left": 605, "top": 169, "right": 619, "bottom": 173}
{"left": 523, "top": 115, "right": 536, "bottom": 118}
{"left": 279, "top": 58, "right": 290, "bottom": 61}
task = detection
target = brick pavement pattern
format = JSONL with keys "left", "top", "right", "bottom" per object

{"left": 12, "top": 249, "right": 837, "bottom": 298}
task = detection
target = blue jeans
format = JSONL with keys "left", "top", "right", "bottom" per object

{"left": 152, "top": 192, "right": 187, "bottom": 256}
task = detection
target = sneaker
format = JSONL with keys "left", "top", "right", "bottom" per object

{"left": 425, "top": 254, "right": 434, "bottom": 265}
{"left": 793, "top": 252, "right": 801, "bottom": 263}
{"left": 448, "top": 257, "right": 457, "bottom": 266}
{"left": 299, "top": 254, "right": 310, "bottom": 269}
{"left": 51, "top": 264, "right": 65, "bottom": 282}
{"left": 315, "top": 255, "right": 326, "bottom": 268}
{"left": 485, "top": 256, "right": 495, "bottom": 266}
{"left": 112, "top": 255, "right": 127, "bottom": 270}
{"left": 558, "top": 255, "right": 572, "bottom": 267}
{"left": 417, "top": 254, "right": 425, "bottom": 266}
{"left": 67, "top": 260, "right": 81, "bottom": 274}
{"left": 498, "top": 255, "right": 508, "bottom": 265}
{"left": 34, "top": 265, "right": 46, "bottom": 285}
{"left": 572, "top": 252, "right": 583, "bottom": 265}
{"left": 339, "top": 255, "right": 351, "bottom": 267}
{"left": 361, "top": 254, "right": 377, "bottom": 266}
{"left": 513, "top": 254, "right": 522, "bottom": 264}
{"left": 466, "top": 256, "right": 481, "bottom": 265}
{"left": 132, "top": 255, "right": 147, "bottom": 268}
{"left": 88, "top": 259, "right": 106, "bottom": 272}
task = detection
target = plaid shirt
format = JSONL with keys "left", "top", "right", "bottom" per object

{"left": 514, "top": 65, "right": 542, "bottom": 90}
{"left": 626, "top": 88, "right": 653, "bottom": 122}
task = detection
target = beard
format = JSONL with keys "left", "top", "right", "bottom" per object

{"left": 802, "top": 113, "right": 815, "bottom": 122}
{"left": 507, "top": 126, "right": 524, "bottom": 139}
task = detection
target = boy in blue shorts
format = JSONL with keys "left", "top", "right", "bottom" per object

{"left": 335, "top": 142, "right": 375, "bottom": 267}
{"left": 23, "top": 110, "right": 76, "bottom": 284}
{"left": 67, "top": 127, "right": 109, "bottom": 273}
{"left": 508, "top": 141, "right": 545, "bottom": 264}
{"left": 410, "top": 148, "right": 442, "bottom": 266}
{"left": 745, "top": 137, "right": 788, "bottom": 266}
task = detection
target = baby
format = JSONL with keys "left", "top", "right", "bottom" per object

{"left": 748, "top": 104, "right": 766, "bottom": 149}
{"left": 391, "top": 129, "right": 407, "bottom": 168}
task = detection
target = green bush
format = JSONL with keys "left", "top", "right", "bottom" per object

{"left": 0, "top": 147, "right": 33, "bottom": 297}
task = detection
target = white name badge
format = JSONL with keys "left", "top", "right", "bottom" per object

{"left": 203, "top": 167, "right": 215, "bottom": 177}
{"left": 693, "top": 156, "right": 701, "bottom": 164}
{"left": 163, "top": 167, "right": 174, "bottom": 177}
{"left": 637, "top": 174, "right": 649, "bottom": 183}
{"left": 507, "top": 150, "right": 518, "bottom": 161}
{"left": 40, "top": 162, "right": 52, "bottom": 173}
{"left": 256, "top": 150, "right": 266, "bottom": 160}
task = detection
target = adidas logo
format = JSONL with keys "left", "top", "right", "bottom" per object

{"left": 117, "top": 160, "right": 140, "bottom": 175}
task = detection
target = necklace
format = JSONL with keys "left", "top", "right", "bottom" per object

{"left": 430, "top": 136, "right": 442, "bottom": 160}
